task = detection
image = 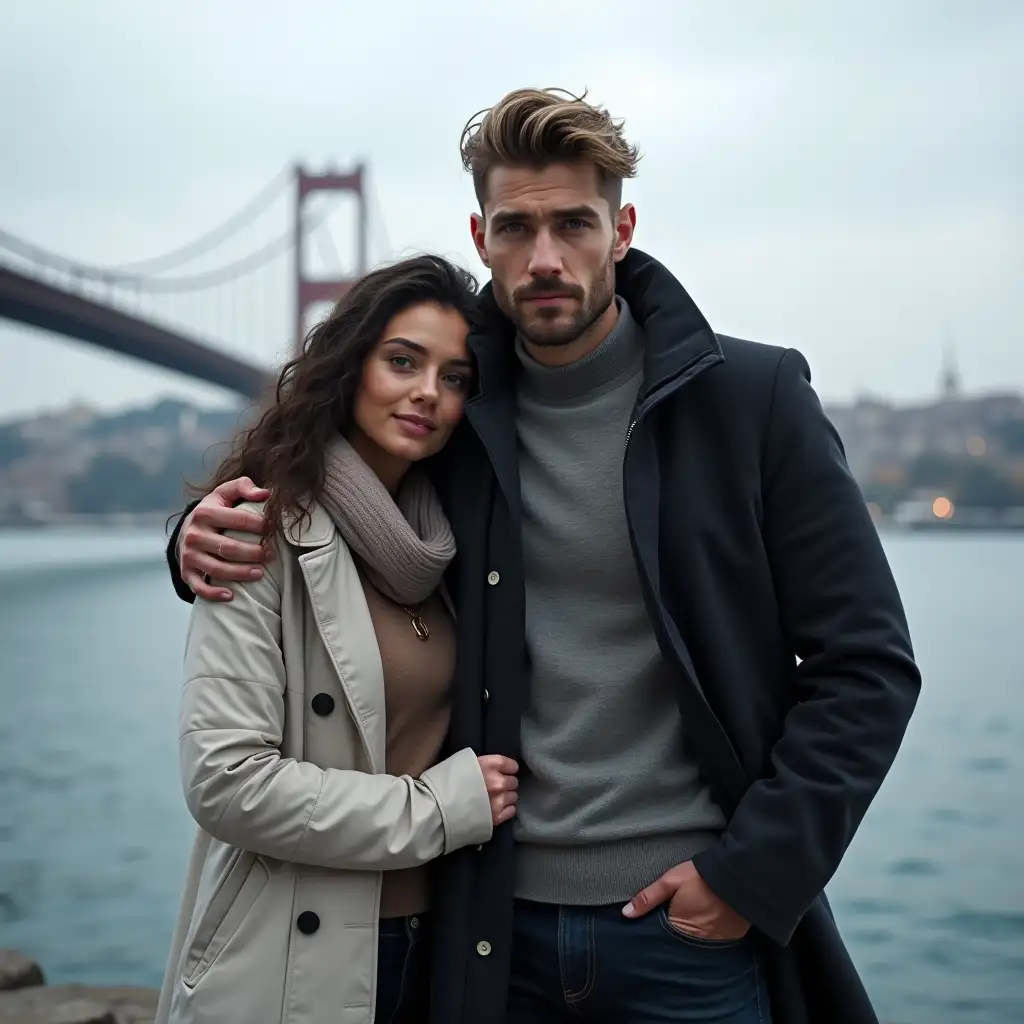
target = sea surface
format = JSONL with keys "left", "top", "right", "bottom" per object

{"left": 0, "top": 527, "right": 1021, "bottom": 1023}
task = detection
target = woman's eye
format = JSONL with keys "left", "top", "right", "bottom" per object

{"left": 390, "top": 355, "right": 413, "bottom": 369}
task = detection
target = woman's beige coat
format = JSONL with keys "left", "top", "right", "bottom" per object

{"left": 155, "top": 501, "right": 493, "bottom": 1024}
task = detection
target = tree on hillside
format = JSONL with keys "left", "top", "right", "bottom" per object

{"left": 0, "top": 425, "right": 30, "bottom": 469}
{"left": 67, "top": 447, "right": 210, "bottom": 515}
{"left": 993, "top": 418, "right": 1024, "bottom": 456}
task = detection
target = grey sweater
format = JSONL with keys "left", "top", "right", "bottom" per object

{"left": 513, "top": 297, "right": 726, "bottom": 905}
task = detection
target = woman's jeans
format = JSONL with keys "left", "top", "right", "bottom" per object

{"left": 375, "top": 913, "right": 430, "bottom": 1023}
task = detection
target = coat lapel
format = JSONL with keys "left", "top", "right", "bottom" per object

{"left": 465, "top": 290, "right": 522, "bottom": 521}
{"left": 288, "top": 502, "right": 387, "bottom": 774}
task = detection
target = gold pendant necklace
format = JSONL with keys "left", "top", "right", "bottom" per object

{"left": 400, "top": 603, "right": 430, "bottom": 641}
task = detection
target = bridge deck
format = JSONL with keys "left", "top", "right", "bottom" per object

{"left": 0, "top": 264, "right": 270, "bottom": 400}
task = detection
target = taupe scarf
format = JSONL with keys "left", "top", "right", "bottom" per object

{"left": 319, "top": 434, "right": 455, "bottom": 606}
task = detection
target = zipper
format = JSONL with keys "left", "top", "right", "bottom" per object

{"left": 622, "top": 349, "right": 723, "bottom": 458}
{"left": 621, "top": 348, "right": 726, "bottom": 698}
{"left": 623, "top": 417, "right": 637, "bottom": 452}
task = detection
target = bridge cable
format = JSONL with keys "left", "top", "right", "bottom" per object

{"left": 109, "top": 166, "right": 292, "bottom": 274}
{"left": 0, "top": 166, "right": 294, "bottom": 285}
{"left": 367, "top": 175, "right": 394, "bottom": 264}
{"left": 0, "top": 203, "right": 334, "bottom": 294}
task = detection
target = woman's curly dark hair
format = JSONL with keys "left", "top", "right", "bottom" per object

{"left": 195, "top": 254, "right": 479, "bottom": 542}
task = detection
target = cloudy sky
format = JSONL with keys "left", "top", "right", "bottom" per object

{"left": 0, "top": 0, "right": 1020, "bottom": 419}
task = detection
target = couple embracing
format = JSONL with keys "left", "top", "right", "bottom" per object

{"left": 156, "top": 87, "right": 920, "bottom": 1024}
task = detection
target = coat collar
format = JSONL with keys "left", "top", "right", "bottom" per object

{"left": 614, "top": 248, "right": 724, "bottom": 401}
{"left": 282, "top": 501, "right": 336, "bottom": 549}
{"left": 280, "top": 499, "right": 455, "bottom": 615}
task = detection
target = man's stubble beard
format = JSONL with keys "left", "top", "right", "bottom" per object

{"left": 494, "top": 249, "right": 616, "bottom": 349}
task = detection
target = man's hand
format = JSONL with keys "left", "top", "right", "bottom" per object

{"left": 622, "top": 860, "right": 750, "bottom": 941}
{"left": 179, "top": 477, "right": 271, "bottom": 601}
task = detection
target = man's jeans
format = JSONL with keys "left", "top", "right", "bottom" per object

{"left": 507, "top": 900, "right": 771, "bottom": 1023}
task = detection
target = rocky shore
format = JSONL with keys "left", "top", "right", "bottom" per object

{"left": 0, "top": 951, "right": 158, "bottom": 1024}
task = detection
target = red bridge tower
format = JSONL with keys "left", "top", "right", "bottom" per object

{"left": 294, "top": 164, "right": 367, "bottom": 356}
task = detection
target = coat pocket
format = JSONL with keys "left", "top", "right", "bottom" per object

{"left": 182, "top": 849, "right": 269, "bottom": 988}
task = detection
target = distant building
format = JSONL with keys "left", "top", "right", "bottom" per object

{"left": 824, "top": 349, "right": 1024, "bottom": 511}
{"left": 940, "top": 343, "right": 961, "bottom": 402}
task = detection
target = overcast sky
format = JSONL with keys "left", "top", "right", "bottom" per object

{"left": 0, "top": 0, "right": 1021, "bottom": 419}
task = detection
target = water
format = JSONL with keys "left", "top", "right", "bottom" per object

{"left": 0, "top": 528, "right": 1021, "bottom": 1022}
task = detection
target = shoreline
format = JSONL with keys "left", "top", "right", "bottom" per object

{"left": 0, "top": 514, "right": 174, "bottom": 531}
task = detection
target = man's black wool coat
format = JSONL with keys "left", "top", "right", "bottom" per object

{"left": 422, "top": 248, "right": 919, "bottom": 1024}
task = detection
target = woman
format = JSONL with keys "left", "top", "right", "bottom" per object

{"left": 155, "top": 255, "right": 519, "bottom": 1024}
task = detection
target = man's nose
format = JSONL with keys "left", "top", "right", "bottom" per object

{"left": 527, "top": 230, "right": 563, "bottom": 278}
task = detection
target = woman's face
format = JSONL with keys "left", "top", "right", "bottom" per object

{"left": 348, "top": 301, "right": 474, "bottom": 491}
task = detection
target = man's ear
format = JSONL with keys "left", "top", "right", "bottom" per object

{"left": 470, "top": 212, "right": 490, "bottom": 268}
{"left": 612, "top": 203, "right": 636, "bottom": 263}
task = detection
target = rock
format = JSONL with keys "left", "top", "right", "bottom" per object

{"left": 0, "top": 984, "right": 158, "bottom": 1024}
{"left": 0, "top": 950, "right": 45, "bottom": 991}
{"left": 45, "top": 999, "right": 114, "bottom": 1024}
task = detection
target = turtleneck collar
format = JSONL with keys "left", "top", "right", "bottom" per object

{"left": 514, "top": 296, "right": 645, "bottom": 404}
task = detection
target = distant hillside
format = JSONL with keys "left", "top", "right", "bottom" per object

{"left": 0, "top": 399, "right": 254, "bottom": 524}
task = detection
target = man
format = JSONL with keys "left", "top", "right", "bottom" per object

{"left": 166, "top": 88, "right": 920, "bottom": 1023}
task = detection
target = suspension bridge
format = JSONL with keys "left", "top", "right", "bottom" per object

{"left": 0, "top": 164, "right": 386, "bottom": 400}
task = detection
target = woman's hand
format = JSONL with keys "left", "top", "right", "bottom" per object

{"left": 477, "top": 755, "right": 519, "bottom": 826}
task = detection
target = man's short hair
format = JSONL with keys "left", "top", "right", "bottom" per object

{"left": 460, "top": 87, "right": 640, "bottom": 215}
